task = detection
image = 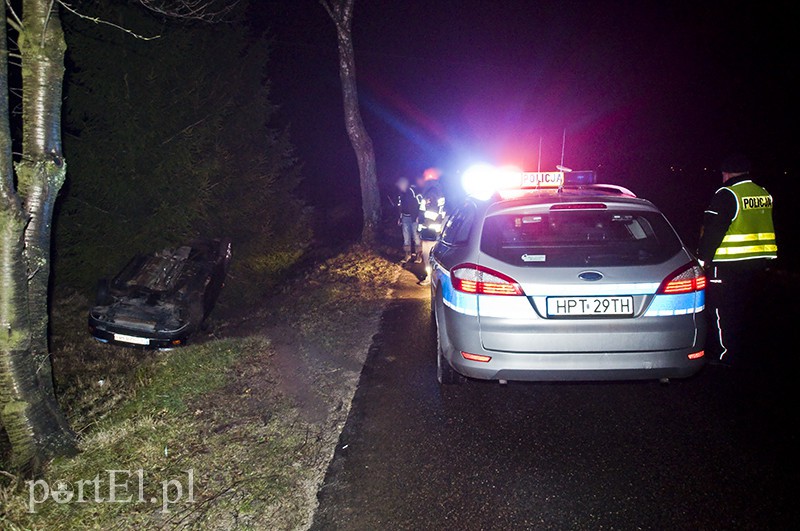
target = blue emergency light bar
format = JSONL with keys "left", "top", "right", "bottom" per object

{"left": 564, "top": 170, "right": 597, "bottom": 186}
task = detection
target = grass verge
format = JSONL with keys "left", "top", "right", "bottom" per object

{"left": 1, "top": 245, "right": 400, "bottom": 529}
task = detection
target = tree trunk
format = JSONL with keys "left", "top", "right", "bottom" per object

{"left": 18, "top": 0, "right": 69, "bottom": 364}
{"left": 321, "top": 0, "right": 381, "bottom": 245}
{"left": 0, "top": 0, "right": 77, "bottom": 471}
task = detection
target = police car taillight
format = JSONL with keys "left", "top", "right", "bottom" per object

{"left": 658, "top": 264, "right": 707, "bottom": 294}
{"left": 451, "top": 263, "right": 524, "bottom": 296}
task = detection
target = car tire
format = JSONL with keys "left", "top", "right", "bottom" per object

{"left": 435, "top": 301, "right": 464, "bottom": 385}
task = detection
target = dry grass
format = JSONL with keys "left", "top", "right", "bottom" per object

{"left": 0, "top": 245, "right": 400, "bottom": 530}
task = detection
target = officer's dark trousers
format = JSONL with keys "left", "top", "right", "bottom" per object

{"left": 706, "top": 262, "right": 768, "bottom": 366}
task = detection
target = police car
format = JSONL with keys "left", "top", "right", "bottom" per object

{"left": 430, "top": 166, "right": 707, "bottom": 384}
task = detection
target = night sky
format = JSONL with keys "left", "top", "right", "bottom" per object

{"left": 257, "top": 1, "right": 796, "bottom": 251}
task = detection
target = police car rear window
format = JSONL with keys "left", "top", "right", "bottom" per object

{"left": 480, "top": 209, "right": 682, "bottom": 267}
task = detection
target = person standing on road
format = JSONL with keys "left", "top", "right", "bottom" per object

{"left": 415, "top": 169, "right": 446, "bottom": 285}
{"left": 396, "top": 177, "right": 422, "bottom": 264}
{"left": 697, "top": 154, "right": 778, "bottom": 367}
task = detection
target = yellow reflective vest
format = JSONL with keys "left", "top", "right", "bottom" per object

{"left": 713, "top": 180, "right": 778, "bottom": 262}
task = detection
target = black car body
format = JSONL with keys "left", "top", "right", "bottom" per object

{"left": 89, "top": 238, "right": 232, "bottom": 348}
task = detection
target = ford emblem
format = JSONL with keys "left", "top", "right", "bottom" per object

{"left": 578, "top": 271, "right": 603, "bottom": 281}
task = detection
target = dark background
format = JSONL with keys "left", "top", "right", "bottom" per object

{"left": 256, "top": 1, "right": 796, "bottom": 261}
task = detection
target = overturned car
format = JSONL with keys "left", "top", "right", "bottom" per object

{"left": 89, "top": 238, "right": 232, "bottom": 349}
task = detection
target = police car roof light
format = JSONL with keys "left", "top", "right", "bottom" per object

{"left": 563, "top": 170, "right": 597, "bottom": 186}
{"left": 462, "top": 164, "right": 632, "bottom": 200}
{"left": 462, "top": 164, "right": 501, "bottom": 201}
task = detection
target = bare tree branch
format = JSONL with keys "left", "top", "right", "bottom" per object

{"left": 42, "top": 0, "right": 57, "bottom": 47}
{"left": 320, "top": 0, "right": 335, "bottom": 20}
{"left": 137, "top": 0, "right": 238, "bottom": 22}
{"left": 320, "top": 0, "right": 353, "bottom": 31}
{"left": 57, "top": 1, "right": 161, "bottom": 40}
{"left": 4, "top": 0, "right": 24, "bottom": 32}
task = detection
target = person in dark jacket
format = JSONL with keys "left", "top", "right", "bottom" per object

{"left": 396, "top": 177, "right": 421, "bottom": 263}
{"left": 698, "top": 154, "right": 778, "bottom": 366}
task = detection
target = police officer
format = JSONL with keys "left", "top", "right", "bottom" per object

{"left": 697, "top": 154, "right": 778, "bottom": 367}
{"left": 396, "top": 177, "right": 422, "bottom": 264}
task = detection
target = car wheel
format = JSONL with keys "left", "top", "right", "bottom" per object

{"left": 435, "top": 303, "right": 464, "bottom": 385}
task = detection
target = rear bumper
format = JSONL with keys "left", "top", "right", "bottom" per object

{"left": 450, "top": 348, "right": 706, "bottom": 381}
{"left": 441, "top": 306, "right": 706, "bottom": 381}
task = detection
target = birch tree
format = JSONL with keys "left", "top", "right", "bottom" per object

{"left": 1, "top": 0, "right": 77, "bottom": 471}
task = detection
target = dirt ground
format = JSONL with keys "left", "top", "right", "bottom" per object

{"left": 189, "top": 244, "right": 433, "bottom": 529}
{"left": 210, "top": 247, "right": 415, "bottom": 528}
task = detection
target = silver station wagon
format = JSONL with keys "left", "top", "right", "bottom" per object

{"left": 430, "top": 168, "right": 707, "bottom": 384}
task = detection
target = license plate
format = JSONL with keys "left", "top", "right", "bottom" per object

{"left": 113, "top": 333, "right": 150, "bottom": 346}
{"left": 547, "top": 296, "right": 634, "bottom": 317}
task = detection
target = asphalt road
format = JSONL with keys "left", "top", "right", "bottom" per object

{"left": 312, "top": 272, "right": 798, "bottom": 530}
